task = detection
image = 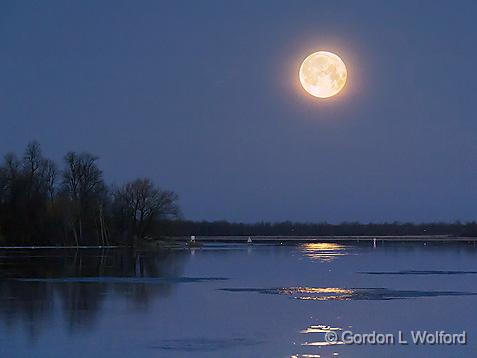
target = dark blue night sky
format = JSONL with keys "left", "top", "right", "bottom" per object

{"left": 1, "top": 1, "right": 477, "bottom": 222}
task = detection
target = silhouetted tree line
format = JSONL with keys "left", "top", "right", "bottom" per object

{"left": 0, "top": 141, "right": 180, "bottom": 246}
{"left": 2, "top": 141, "right": 477, "bottom": 246}
{"left": 158, "top": 220, "right": 477, "bottom": 237}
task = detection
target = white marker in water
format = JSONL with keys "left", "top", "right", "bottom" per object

{"left": 190, "top": 235, "right": 196, "bottom": 242}
{"left": 373, "top": 238, "right": 377, "bottom": 248}
{"left": 247, "top": 237, "right": 252, "bottom": 244}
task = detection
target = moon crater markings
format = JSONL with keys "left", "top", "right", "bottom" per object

{"left": 299, "top": 51, "right": 347, "bottom": 98}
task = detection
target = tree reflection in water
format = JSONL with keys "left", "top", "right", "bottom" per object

{"left": 0, "top": 248, "right": 188, "bottom": 340}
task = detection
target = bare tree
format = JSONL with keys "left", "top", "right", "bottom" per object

{"left": 22, "top": 141, "right": 58, "bottom": 201}
{"left": 113, "top": 178, "right": 179, "bottom": 241}
{"left": 0, "top": 154, "right": 17, "bottom": 203}
{"left": 61, "top": 152, "right": 105, "bottom": 245}
{"left": 0, "top": 143, "right": 59, "bottom": 245}
{"left": 23, "top": 141, "right": 42, "bottom": 183}
{"left": 43, "top": 159, "right": 57, "bottom": 202}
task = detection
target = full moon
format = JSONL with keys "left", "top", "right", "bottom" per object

{"left": 299, "top": 51, "right": 347, "bottom": 98}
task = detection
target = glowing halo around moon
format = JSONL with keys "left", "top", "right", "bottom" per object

{"left": 299, "top": 51, "right": 347, "bottom": 98}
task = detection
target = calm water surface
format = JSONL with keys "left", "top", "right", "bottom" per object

{"left": 1, "top": 242, "right": 477, "bottom": 357}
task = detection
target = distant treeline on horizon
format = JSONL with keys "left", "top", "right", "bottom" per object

{"left": 158, "top": 220, "right": 477, "bottom": 238}
{"left": 1, "top": 141, "right": 476, "bottom": 247}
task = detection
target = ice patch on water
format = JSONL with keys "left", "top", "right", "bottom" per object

{"left": 359, "top": 270, "right": 477, "bottom": 275}
{"left": 148, "top": 337, "right": 262, "bottom": 351}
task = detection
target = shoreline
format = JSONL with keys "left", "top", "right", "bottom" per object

{"left": 2, "top": 235, "right": 477, "bottom": 249}
{"left": 175, "top": 235, "right": 477, "bottom": 243}
{"left": 0, "top": 245, "right": 122, "bottom": 249}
